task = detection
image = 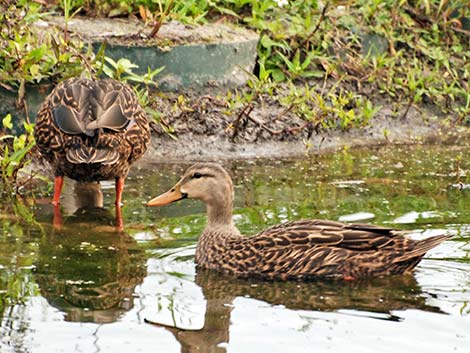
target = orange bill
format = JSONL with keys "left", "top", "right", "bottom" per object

{"left": 147, "top": 184, "right": 185, "bottom": 207}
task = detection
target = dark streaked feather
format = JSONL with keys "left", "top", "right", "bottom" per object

{"left": 181, "top": 164, "right": 452, "bottom": 280}
{"left": 34, "top": 77, "right": 150, "bottom": 182}
{"left": 53, "top": 105, "right": 88, "bottom": 135}
{"left": 209, "top": 219, "right": 451, "bottom": 279}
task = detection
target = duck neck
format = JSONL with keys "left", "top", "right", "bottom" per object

{"left": 196, "top": 195, "right": 240, "bottom": 267}
{"left": 205, "top": 199, "right": 236, "bottom": 231}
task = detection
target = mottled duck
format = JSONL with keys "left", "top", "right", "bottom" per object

{"left": 147, "top": 163, "right": 449, "bottom": 280}
{"left": 34, "top": 77, "right": 150, "bottom": 213}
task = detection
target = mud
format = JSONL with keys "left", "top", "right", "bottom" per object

{"left": 142, "top": 85, "right": 463, "bottom": 161}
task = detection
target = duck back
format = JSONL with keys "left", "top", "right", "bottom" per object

{"left": 34, "top": 78, "right": 150, "bottom": 182}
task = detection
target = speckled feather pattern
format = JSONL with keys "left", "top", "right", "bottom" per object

{"left": 195, "top": 218, "right": 449, "bottom": 280}
{"left": 154, "top": 163, "right": 452, "bottom": 281}
{"left": 34, "top": 78, "right": 150, "bottom": 182}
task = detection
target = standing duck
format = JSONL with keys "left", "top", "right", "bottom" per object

{"left": 34, "top": 78, "right": 150, "bottom": 224}
{"left": 147, "top": 163, "right": 450, "bottom": 280}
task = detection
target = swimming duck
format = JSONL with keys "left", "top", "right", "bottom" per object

{"left": 147, "top": 163, "right": 450, "bottom": 280}
{"left": 34, "top": 78, "right": 150, "bottom": 208}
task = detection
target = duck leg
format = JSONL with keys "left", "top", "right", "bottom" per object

{"left": 52, "top": 176, "right": 64, "bottom": 206}
{"left": 115, "top": 177, "right": 125, "bottom": 231}
{"left": 115, "top": 205, "right": 124, "bottom": 231}
{"left": 52, "top": 204, "right": 63, "bottom": 230}
{"left": 115, "top": 176, "right": 125, "bottom": 206}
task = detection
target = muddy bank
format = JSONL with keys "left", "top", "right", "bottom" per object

{"left": 145, "top": 121, "right": 459, "bottom": 162}
{"left": 142, "top": 88, "right": 465, "bottom": 162}
{"left": 146, "top": 121, "right": 454, "bottom": 161}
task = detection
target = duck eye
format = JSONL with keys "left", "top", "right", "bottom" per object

{"left": 192, "top": 172, "right": 203, "bottom": 179}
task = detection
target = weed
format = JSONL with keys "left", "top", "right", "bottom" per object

{"left": 0, "top": 114, "right": 36, "bottom": 197}
{"left": 2, "top": 0, "right": 470, "bottom": 147}
{"left": 103, "top": 57, "right": 164, "bottom": 86}
{"left": 145, "top": 0, "right": 175, "bottom": 38}
{"left": 60, "top": 0, "right": 82, "bottom": 42}
{"left": 0, "top": 2, "right": 89, "bottom": 88}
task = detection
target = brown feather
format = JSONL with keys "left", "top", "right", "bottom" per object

{"left": 149, "top": 163, "right": 451, "bottom": 280}
{"left": 34, "top": 77, "right": 150, "bottom": 183}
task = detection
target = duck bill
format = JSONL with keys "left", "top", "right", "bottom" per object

{"left": 147, "top": 184, "right": 186, "bottom": 207}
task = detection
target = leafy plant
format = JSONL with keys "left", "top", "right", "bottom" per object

{"left": 144, "top": 0, "right": 176, "bottom": 38}
{"left": 0, "top": 114, "right": 36, "bottom": 197}
{"left": 0, "top": 1, "right": 94, "bottom": 89}
{"left": 102, "top": 57, "right": 164, "bottom": 86}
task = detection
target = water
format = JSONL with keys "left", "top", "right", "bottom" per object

{"left": 1, "top": 144, "right": 469, "bottom": 353}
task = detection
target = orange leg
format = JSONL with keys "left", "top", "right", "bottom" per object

{"left": 52, "top": 176, "right": 64, "bottom": 206}
{"left": 115, "top": 177, "right": 125, "bottom": 206}
{"left": 115, "top": 205, "right": 124, "bottom": 231}
{"left": 53, "top": 203, "right": 63, "bottom": 230}
{"left": 115, "top": 177, "right": 125, "bottom": 231}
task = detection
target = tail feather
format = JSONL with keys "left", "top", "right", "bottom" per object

{"left": 416, "top": 234, "right": 451, "bottom": 253}
{"left": 66, "top": 147, "right": 120, "bottom": 165}
{"left": 393, "top": 234, "right": 451, "bottom": 263}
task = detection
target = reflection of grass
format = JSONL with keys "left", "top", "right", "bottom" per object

{"left": 0, "top": 212, "right": 41, "bottom": 314}
{"left": 0, "top": 219, "right": 40, "bottom": 312}
{"left": 461, "top": 303, "right": 469, "bottom": 315}
{"left": 0, "top": 270, "right": 39, "bottom": 311}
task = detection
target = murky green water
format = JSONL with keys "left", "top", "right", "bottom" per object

{"left": 1, "top": 144, "right": 470, "bottom": 353}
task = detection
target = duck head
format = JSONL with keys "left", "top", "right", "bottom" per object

{"left": 147, "top": 163, "right": 235, "bottom": 226}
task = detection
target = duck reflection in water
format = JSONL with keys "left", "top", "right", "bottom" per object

{"left": 33, "top": 183, "right": 146, "bottom": 323}
{"left": 48, "top": 181, "right": 125, "bottom": 230}
{"left": 145, "top": 269, "right": 441, "bottom": 353}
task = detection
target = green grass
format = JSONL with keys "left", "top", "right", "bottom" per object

{"left": 3, "top": 0, "right": 470, "bottom": 125}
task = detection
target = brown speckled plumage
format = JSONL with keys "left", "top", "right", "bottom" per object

{"left": 34, "top": 77, "right": 150, "bottom": 182}
{"left": 147, "top": 163, "right": 450, "bottom": 280}
{"left": 34, "top": 78, "right": 150, "bottom": 206}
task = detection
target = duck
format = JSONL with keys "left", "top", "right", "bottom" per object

{"left": 34, "top": 77, "right": 150, "bottom": 209}
{"left": 147, "top": 163, "right": 450, "bottom": 280}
